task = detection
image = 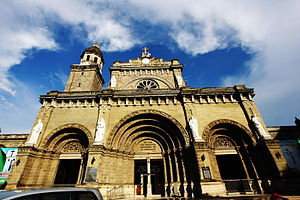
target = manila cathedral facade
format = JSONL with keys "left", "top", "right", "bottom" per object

{"left": 0, "top": 43, "right": 299, "bottom": 198}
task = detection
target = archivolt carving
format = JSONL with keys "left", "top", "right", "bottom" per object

{"left": 111, "top": 118, "right": 161, "bottom": 148}
{"left": 120, "top": 76, "right": 174, "bottom": 89}
{"left": 62, "top": 142, "right": 84, "bottom": 153}
{"left": 41, "top": 123, "right": 93, "bottom": 149}
{"left": 107, "top": 109, "right": 190, "bottom": 148}
{"left": 203, "top": 119, "right": 255, "bottom": 145}
{"left": 213, "top": 136, "right": 235, "bottom": 148}
{"left": 115, "top": 123, "right": 177, "bottom": 151}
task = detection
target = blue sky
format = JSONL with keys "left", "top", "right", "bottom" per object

{"left": 0, "top": 0, "right": 300, "bottom": 133}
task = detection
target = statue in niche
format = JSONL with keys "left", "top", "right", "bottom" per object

{"left": 251, "top": 115, "right": 271, "bottom": 139}
{"left": 175, "top": 72, "right": 183, "bottom": 87}
{"left": 110, "top": 75, "right": 117, "bottom": 88}
{"left": 26, "top": 119, "right": 43, "bottom": 145}
{"left": 189, "top": 116, "right": 202, "bottom": 140}
{"left": 94, "top": 117, "right": 105, "bottom": 144}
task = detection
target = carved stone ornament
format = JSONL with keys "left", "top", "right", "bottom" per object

{"left": 202, "top": 119, "right": 256, "bottom": 145}
{"left": 41, "top": 123, "right": 93, "bottom": 149}
{"left": 108, "top": 109, "right": 190, "bottom": 148}
{"left": 213, "top": 136, "right": 235, "bottom": 148}
{"left": 62, "top": 142, "right": 84, "bottom": 153}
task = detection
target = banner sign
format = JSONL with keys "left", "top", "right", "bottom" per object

{"left": 0, "top": 148, "right": 18, "bottom": 184}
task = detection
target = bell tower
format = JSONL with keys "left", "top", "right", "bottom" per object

{"left": 64, "top": 42, "right": 105, "bottom": 92}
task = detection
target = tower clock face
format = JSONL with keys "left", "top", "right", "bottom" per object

{"left": 142, "top": 58, "right": 150, "bottom": 64}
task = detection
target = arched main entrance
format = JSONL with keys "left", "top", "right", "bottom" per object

{"left": 44, "top": 126, "right": 91, "bottom": 186}
{"left": 108, "top": 110, "right": 194, "bottom": 197}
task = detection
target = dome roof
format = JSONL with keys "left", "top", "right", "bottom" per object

{"left": 80, "top": 42, "right": 105, "bottom": 64}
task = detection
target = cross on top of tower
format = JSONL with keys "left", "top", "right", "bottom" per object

{"left": 93, "top": 42, "right": 100, "bottom": 49}
{"left": 141, "top": 46, "right": 151, "bottom": 58}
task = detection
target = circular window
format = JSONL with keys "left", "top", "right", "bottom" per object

{"left": 136, "top": 80, "right": 158, "bottom": 89}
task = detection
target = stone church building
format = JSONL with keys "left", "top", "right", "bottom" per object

{"left": 0, "top": 43, "right": 293, "bottom": 197}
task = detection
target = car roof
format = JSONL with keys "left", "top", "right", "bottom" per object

{"left": 0, "top": 187, "right": 102, "bottom": 200}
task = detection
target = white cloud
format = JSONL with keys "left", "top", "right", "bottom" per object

{"left": 0, "top": 0, "right": 139, "bottom": 95}
{"left": 0, "top": 27, "right": 56, "bottom": 94}
{"left": 116, "top": 0, "right": 300, "bottom": 125}
{"left": 0, "top": 0, "right": 57, "bottom": 95}
{"left": 26, "top": 0, "right": 139, "bottom": 51}
{"left": 1, "top": 0, "right": 299, "bottom": 130}
{"left": 0, "top": 80, "right": 40, "bottom": 134}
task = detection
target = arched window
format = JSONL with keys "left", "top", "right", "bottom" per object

{"left": 86, "top": 55, "right": 90, "bottom": 61}
{"left": 136, "top": 80, "right": 158, "bottom": 89}
{"left": 94, "top": 57, "right": 98, "bottom": 63}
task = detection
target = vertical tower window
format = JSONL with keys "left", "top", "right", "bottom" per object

{"left": 94, "top": 57, "right": 98, "bottom": 63}
{"left": 78, "top": 83, "right": 81, "bottom": 87}
{"left": 86, "top": 55, "right": 90, "bottom": 61}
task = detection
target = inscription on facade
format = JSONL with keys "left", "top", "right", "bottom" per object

{"left": 135, "top": 140, "right": 161, "bottom": 153}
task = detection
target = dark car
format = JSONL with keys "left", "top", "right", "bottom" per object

{"left": 0, "top": 187, "right": 103, "bottom": 200}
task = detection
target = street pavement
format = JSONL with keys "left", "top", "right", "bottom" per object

{"left": 118, "top": 195, "right": 300, "bottom": 200}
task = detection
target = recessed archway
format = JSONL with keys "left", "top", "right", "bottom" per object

{"left": 204, "top": 120, "right": 261, "bottom": 194}
{"left": 42, "top": 124, "right": 91, "bottom": 186}
{"left": 107, "top": 110, "right": 193, "bottom": 197}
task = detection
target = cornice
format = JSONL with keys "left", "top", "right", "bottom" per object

{"left": 39, "top": 86, "right": 254, "bottom": 108}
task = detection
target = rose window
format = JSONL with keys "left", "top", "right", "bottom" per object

{"left": 136, "top": 80, "right": 158, "bottom": 89}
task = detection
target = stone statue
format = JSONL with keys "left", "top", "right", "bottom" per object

{"left": 110, "top": 75, "right": 117, "bottom": 88}
{"left": 251, "top": 115, "right": 271, "bottom": 139}
{"left": 94, "top": 118, "right": 105, "bottom": 144}
{"left": 175, "top": 72, "right": 183, "bottom": 87}
{"left": 189, "top": 116, "right": 202, "bottom": 140}
{"left": 26, "top": 119, "right": 43, "bottom": 145}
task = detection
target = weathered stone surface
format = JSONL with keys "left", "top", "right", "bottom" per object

{"left": 0, "top": 45, "right": 292, "bottom": 197}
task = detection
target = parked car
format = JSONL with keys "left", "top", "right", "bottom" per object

{"left": 0, "top": 187, "right": 103, "bottom": 200}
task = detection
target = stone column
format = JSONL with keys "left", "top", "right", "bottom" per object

{"left": 146, "top": 158, "right": 152, "bottom": 197}
{"left": 162, "top": 152, "right": 169, "bottom": 197}
{"left": 140, "top": 174, "right": 144, "bottom": 195}
{"left": 242, "top": 145, "right": 263, "bottom": 193}
{"left": 173, "top": 149, "right": 180, "bottom": 196}
{"left": 167, "top": 150, "right": 174, "bottom": 196}
{"left": 178, "top": 149, "right": 187, "bottom": 197}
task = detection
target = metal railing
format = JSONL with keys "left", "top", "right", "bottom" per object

{"left": 107, "top": 185, "right": 125, "bottom": 200}
{"left": 222, "top": 179, "right": 260, "bottom": 193}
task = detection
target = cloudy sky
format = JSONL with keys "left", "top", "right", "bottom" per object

{"left": 0, "top": 0, "right": 299, "bottom": 134}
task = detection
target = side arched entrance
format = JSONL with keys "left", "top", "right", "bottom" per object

{"left": 107, "top": 110, "right": 196, "bottom": 197}
{"left": 204, "top": 120, "right": 262, "bottom": 194}
{"left": 43, "top": 125, "right": 92, "bottom": 186}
